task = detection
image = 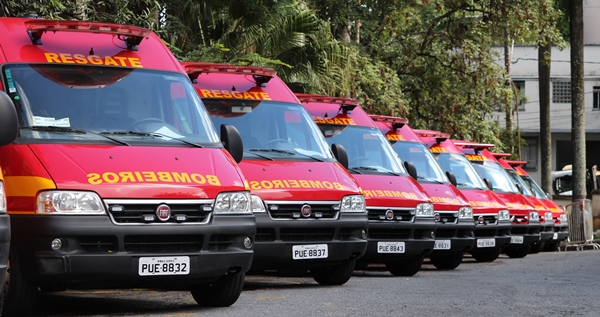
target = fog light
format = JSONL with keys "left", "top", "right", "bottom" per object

{"left": 478, "top": 216, "right": 484, "bottom": 223}
{"left": 431, "top": 231, "right": 436, "bottom": 239}
{"left": 51, "top": 238, "right": 63, "bottom": 251}
{"left": 434, "top": 213, "right": 441, "bottom": 222}
{"left": 243, "top": 237, "right": 253, "bottom": 249}
{"left": 361, "top": 230, "right": 367, "bottom": 239}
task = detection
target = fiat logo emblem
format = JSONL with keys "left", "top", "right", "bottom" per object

{"left": 156, "top": 204, "right": 171, "bottom": 221}
{"left": 301, "top": 204, "right": 312, "bottom": 217}
{"left": 385, "top": 209, "right": 395, "bottom": 220}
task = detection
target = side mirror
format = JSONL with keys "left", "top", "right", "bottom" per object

{"left": 446, "top": 171, "right": 457, "bottom": 187}
{"left": 515, "top": 183, "right": 524, "bottom": 194}
{"left": 0, "top": 90, "right": 18, "bottom": 146}
{"left": 331, "top": 144, "right": 348, "bottom": 169}
{"left": 483, "top": 178, "right": 493, "bottom": 191}
{"left": 220, "top": 124, "right": 243, "bottom": 163}
{"left": 404, "top": 161, "right": 418, "bottom": 180}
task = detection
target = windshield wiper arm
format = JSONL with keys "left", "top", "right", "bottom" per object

{"left": 417, "top": 176, "right": 445, "bottom": 184}
{"left": 351, "top": 166, "right": 401, "bottom": 176}
{"left": 21, "top": 126, "right": 129, "bottom": 146}
{"left": 101, "top": 131, "right": 203, "bottom": 148}
{"left": 245, "top": 150, "right": 274, "bottom": 161}
{"left": 249, "top": 149, "right": 325, "bottom": 162}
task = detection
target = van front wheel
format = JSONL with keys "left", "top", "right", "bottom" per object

{"left": 310, "top": 259, "right": 355, "bottom": 285}
{"left": 190, "top": 273, "right": 245, "bottom": 307}
{"left": 2, "top": 245, "right": 38, "bottom": 316}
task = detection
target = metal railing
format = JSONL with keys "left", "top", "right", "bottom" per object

{"left": 565, "top": 199, "right": 600, "bottom": 251}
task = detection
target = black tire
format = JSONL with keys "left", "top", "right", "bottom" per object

{"left": 430, "top": 252, "right": 464, "bottom": 270}
{"left": 310, "top": 259, "right": 355, "bottom": 285}
{"left": 190, "top": 273, "right": 245, "bottom": 307}
{"left": 38, "top": 284, "right": 67, "bottom": 292}
{"left": 504, "top": 244, "right": 532, "bottom": 259}
{"left": 354, "top": 261, "right": 369, "bottom": 270}
{"left": 385, "top": 255, "right": 423, "bottom": 277}
{"left": 542, "top": 241, "right": 559, "bottom": 252}
{"left": 529, "top": 242, "right": 543, "bottom": 254}
{"left": 2, "top": 246, "right": 38, "bottom": 316}
{"left": 471, "top": 249, "right": 501, "bottom": 262}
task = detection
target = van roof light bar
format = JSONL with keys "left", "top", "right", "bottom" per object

{"left": 368, "top": 115, "right": 407, "bottom": 129}
{"left": 24, "top": 20, "right": 151, "bottom": 50}
{"left": 491, "top": 152, "right": 512, "bottom": 158}
{"left": 295, "top": 94, "right": 358, "bottom": 112}
{"left": 183, "top": 63, "right": 276, "bottom": 86}
{"left": 504, "top": 160, "right": 527, "bottom": 167}
{"left": 453, "top": 141, "right": 495, "bottom": 153}
{"left": 413, "top": 129, "right": 450, "bottom": 143}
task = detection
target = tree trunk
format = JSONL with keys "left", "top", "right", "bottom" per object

{"left": 504, "top": 38, "right": 514, "bottom": 153}
{"left": 569, "top": 0, "right": 586, "bottom": 204}
{"left": 538, "top": 42, "right": 552, "bottom": 195}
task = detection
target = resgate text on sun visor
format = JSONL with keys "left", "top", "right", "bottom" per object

{"left": 312, "top": 116, "right": 356, "bottom": 125}
{"left": 44, "top": 53, "right": 143, "bottom": 67}
{"left": 464, "top": 154, "right": 489, "bottom": 162}
{"left": 198, "top": 89, "right": 272, "bottom": 100}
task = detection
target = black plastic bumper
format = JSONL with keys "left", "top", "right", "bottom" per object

{"left": 429, "top": 220, "right": 476, "bottom": 256}
{"left": 11, "top": 214, "right": 255, "bottom": 289}
{"left": 251, "top": 212, "right": 368, "bottom": 270}
{"left": 469, "top": 220, "right": 512, "bottom": 254}
{"left": 553, "top": 224, "right": 569, "bottom": 242}
{"left": 539, "top": 223, "right": 555, "bottom": 243}
{"left": 359, "top": 217, "right": 436, "bottom": 264}
{"left": 505, "top": 222, "right": 541, "bottom": 249}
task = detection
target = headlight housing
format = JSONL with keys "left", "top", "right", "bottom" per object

{"left": 559, "top": 213, "right": 568, "bottom": 223}
{"left": 341, "top": 195, "right": 366, "bottom": 213}
{"left": 37, "top": 191, "right": 105, "bottom": 215}
{"left": 415, "top": 203, "right": 434, "bottom": 217}
{"left": 458, "top": 206, "right": 473, "bottom": 219}
{"left": 498, "top": 209, "right": 510, "bottom": 221}
{"left": 213, "top": 191, "right": 251, "bottom": 214}
{"left": 544, "top": 212, "right": 554, "bottom": 224}
{"left": 529, "top": 211, "right": 539, "bottom": 221}
{"left": 251, "top": 195, "right": 266, "bottom": 213}
{"left": 0, "top": 181, "right": 6, "bottom": 214}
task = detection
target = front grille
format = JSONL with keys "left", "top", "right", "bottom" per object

{"left": 208, "top": 235, "right": 232, "bottom": 251}
{"left": 437, "top": 212, "right": 457, "bottom": 223}
{"left": 105, "top": 200, "right": 213, "bottom": 224}
{"left": 79, "top": 236, "right": 117, "bottom": 253}
{"left": 280, "top": 228, "right": 334, "bottom": 241}
{"left": 543, "top": 225, "right": 554, "bottom": 232}
{"left": 555, "top": 226, "right": 568, "bottom": 233}
{"left": 367, "top": 208, "right": 413, "bottom": 221}
{"left": 368, "top": 228, "right": 411, "bottom": 240}
{"left": 267, "top": 203, "right": 338, "bottom": 219}
{"left": 124, "top": 235, "right": 203, "bottom": 253}
{"left": 511, "top": 226, "right": 540, "bottom": 235}
{"left": 473, "top": 215, "right": 498, "bottom": 224}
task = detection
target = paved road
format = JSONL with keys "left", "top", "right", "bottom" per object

{"left": 31, "top": 251, "right": 600, "bottom": 317}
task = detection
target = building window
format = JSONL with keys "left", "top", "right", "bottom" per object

{"left": 593, "top": 86, "right": 600, "bottom": 110}
{"left": 522, "top": 137, "right": 538, "bottom": 170}
{"left": 513, "top": 81, "right": 525, "bottom": 111}
{"left": 552, "top": 80, "right": 571, "bottom": 103}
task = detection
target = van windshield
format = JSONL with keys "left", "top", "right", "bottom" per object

{"left": 317, "top": 124, "right": 405, "bottom": 175}
{"left": 391, "top": 141, "right": 447, "bottom": 183}
{"left": 470, "top": 161, "right": 519, "bottom": 193}
{"left": 434, "top": 153, "right": 487, "bottom": 190}
{"left": 206, "top": 100, "right": 334, "bottom": 161}
{"left": 504, "top": 168, "right": 535, "bottom": 196}
{"left": 520, "top": 175, "right": 550, "bottom": 200}
{"left": 2, "top": 64, "right": 220, "bottom": 145}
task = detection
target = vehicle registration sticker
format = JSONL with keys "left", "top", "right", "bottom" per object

{"left": 292, "top": 244, "right": 328, "bottom": 260}
{"left": 553, "top": 233, "right": 558, "bottom": 240}
{"left": 476, "top": 238, "right": 495, "bottom": 248}
{"left": 510, "top": 236, "right": 524, "bottom": 244}
{"left": 377, "top": 241, "right": 405, "bottom": 253}
{"left": 434, "top": 240, "right": 451, "bottom": 250}
{"left": 139, "top": 256, "right": 190, "bottom": 276}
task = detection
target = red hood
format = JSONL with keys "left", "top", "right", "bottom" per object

{"left": 353, "top": 174, "right": 430, "bottom": 207}
{"left": 420, "top": 183, "right": 469, "bottom": 211}
{"left": 493, "top": 192, "right": 536, "bottom": 216}
{"left": 28, "top": 144, "right": 245, "bottom": 199}
{"left": 460, "top": 189, "right": 506, "bottom": 214}
{"left": 240, "top": 160, "right": 360, "bottom": 201}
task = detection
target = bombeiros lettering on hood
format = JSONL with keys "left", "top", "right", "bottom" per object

{"left": 44, "top": 52, "right": 143, "bottom": 68}
{"left": 505, "top": 202, "right": 533, "bottom": 209}
{"left": 87, "top": 171, "right": 221, "bottom": 186}
{"left": 248, "top": 179, "right": 344, "bottom": 191}
{"left": 469, "top": 200, "right": 505, "bottom": 208}
{"left": 362, "top": 189, "right": 418, "bottom": 199}
{"left": 430, "top": 196, "right": 461, "bottom": 204}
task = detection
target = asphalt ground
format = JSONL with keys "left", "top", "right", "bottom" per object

{"left": 30, "top": 250, "right": 600, "bottom": 317}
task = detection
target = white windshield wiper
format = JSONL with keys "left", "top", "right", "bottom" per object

{"left": 21, "top": 126, "right": 130, "bottom": 146}
{"left": 100, "top": 131, "right": 203, "bottom": 148}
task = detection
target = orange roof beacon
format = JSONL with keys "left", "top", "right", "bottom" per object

{"left": 454, "top": 141, "right": 542, "bottom": 258}
{"left": 183, "top": 62, "right": 368, "bottom": 285}
{"left": 298, "top": 94, "right": 435, "bottom": 276}
{"left": 414, "top": 129, "right": 512, "bottom": 262}
{"left": 503, "top": 160, "right": 568, "bottom": 251}
{"left": 0, "top": 17, "right": 256, "bottom": 315}
{"left": 372, "top": 115, "right": 475, "bottom": 270}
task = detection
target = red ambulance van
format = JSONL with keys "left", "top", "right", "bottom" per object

{"left": 297, "top": 95, "right": 435, "bottom": 276}
{"left": 414, "top": 130, "right": 511, "bottom": 262}
{"left": 503, "top": 160, "right": 568, "bottom": 251}
{"left": 372, "top": 116, "right": 475, "bottom": 270}
{"left": 454, "top": 142, "right": 541, "bottom": 258}
{"left": 183, "top": 63, "right": 368, "bottom": 285}
{"left": 0, "top": 18, "right": 255, "bottom": 315}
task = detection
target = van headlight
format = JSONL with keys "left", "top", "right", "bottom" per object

{"left": 251, "top": 195, "right": 266, "bottom": 213}
{"left": 214, "top": 191, "right": 251, "bottom": 214}
{"left": 415, "top": 203, "right": 434, "bottom": 217}
{"left": 458, "top": 206, "right": 473, "bottom": 219}
{"left": 341, "top": 195, "right": 366, "bottom": 213}
{"left": 559, "top": 213, "right": 568, "bottom": 223}
{"left": 37, "top": 191, "right": 105, "bottom": 214}
{"left": 529, "top": 211, "right": 539, "bottom": 221}
{"left": 498, "top": 209, "right": 510, "bottom": 221}
{"left": 544, "top": 212, "right": 554, "bottom": 224}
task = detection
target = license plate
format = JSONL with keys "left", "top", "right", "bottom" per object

{"left": 377, "top": 241, "right": 405, "bottom": 253}
{"left": 139, "top": 256, "right": 190, "bottom": 276}
{"left": 511, "top": 236, "right": 524, "bottom": 244}
{"left": 292, "top": 244, "right": 328, "bottom": 260}
{"left": 434, "top": 240, "right": 451, "bottom": 250}
{"left": 476, "top": 238, "right": 495, "bottom": 248}
{"left": 553, "top": 233, "right": 558, "bottom": 240}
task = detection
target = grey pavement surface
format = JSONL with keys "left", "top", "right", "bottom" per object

{"left": 31, "top": 250, "right": 600, "bottom": 317}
